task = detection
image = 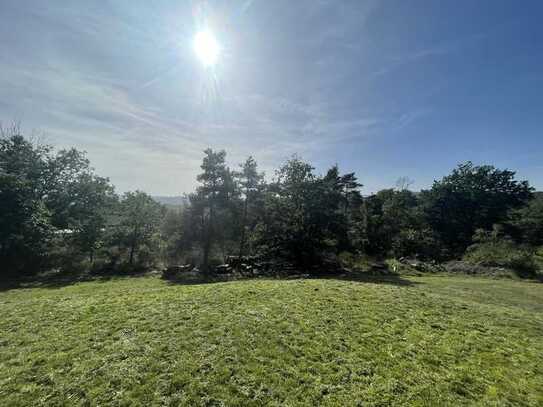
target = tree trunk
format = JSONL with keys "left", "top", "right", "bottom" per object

{"left": 129, "top": 243, "right": 135, "bottom": 265}
{"left": 203, "top": 201, "right": 214, "bottom": 273}
{"left": 238, "top": 194, "right": 249, "bottom": 261}
{"left": 129, "top": 227, "right": 138, "bottom": 265}
{"left": 203, "top": 231, "right": 211, "bottom": 272}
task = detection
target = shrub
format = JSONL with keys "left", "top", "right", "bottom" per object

{"left": 338, "top": 252, "right": 380, "bottom": 272}
{"left": 464, "top": 228, "right": 538, "bottom": 275}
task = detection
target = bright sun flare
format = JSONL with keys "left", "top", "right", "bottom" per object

{"left": 193, "top": 30, "right": 220, "bottom": 67}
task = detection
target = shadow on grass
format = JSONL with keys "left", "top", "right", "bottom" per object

{"left": 0, "top": 269, "right": 159, "bottom": 292}
{"left": 0, "top": 267, "right": 418, "bottom": 292}
{"left": 316, "top": 271, "right": 419, "bottom": 286}
{"left": 162, "top": 269, "right": 419, "bottom": 287}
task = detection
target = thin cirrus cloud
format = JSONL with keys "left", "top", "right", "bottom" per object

{"left": 1, "top": 0, "right": 542, "bottom": 194}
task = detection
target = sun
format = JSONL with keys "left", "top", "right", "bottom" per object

{"left": 193, "top": 30, "right": 220, "bottom": 67}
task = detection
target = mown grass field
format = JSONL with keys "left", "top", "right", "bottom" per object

{"left": 0, "top": 274, "right": 542, "bottom": 406}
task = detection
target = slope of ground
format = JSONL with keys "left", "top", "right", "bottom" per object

{"left": 0, "top": 275, "right": 541, "bottom": 406}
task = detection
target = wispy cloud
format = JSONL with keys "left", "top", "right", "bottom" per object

{"left": 2, "top": 1, "right": 539, "bottom": 194}
{"left": 370, "top": 31, "right": 492, "bottom": 80}
{"left": 393, "top": 108, "right": 433, "bottom": 132}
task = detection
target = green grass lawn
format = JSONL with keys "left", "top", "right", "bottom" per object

{"left": 0, "top": 274, "right": 542, "bottom": 406}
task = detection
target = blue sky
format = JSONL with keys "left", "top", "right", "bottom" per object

{"left": 1, "top": 0, "right": 542, "bottom": 194}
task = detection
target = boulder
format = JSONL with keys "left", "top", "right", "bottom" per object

{"left": 163, "top": 264, "right": 192, "bottom": 279}
{"left": 215, "top": 264, "right": 233, "bottom": 274}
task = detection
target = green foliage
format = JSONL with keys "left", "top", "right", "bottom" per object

{"left": 254, "top": 156, "right": 321, "bottom": 265}
{"left": 508, "top": 193, "right": 543, "bottom": 246}
{"left": 534, "top": 246, "right": 543, "bottom": 272}
{"left": 189, "top": 149, "right": 238, "bottom": 270}
{"left": 44, "top": 148, "right": 117, "bottom": 262}
{"left": 464, "top": 228, "right": 538, "bottom": 275}
{"left": 337, "top": 252, "right": 386, "bottom": 273}
{"left": 422, "top": 161, "right": 533, "bottom": 255}
{"left": 234, "top": 156, "right": 265, "bottom": 259}
{"left": 161, "top": 206, "right": 186, "bottom": 263}
{"left": 362, "top": 189, "right": 441, "bottom": 259}
{"left": 321, "top": 165, "right": 363, "bottom": 252}
{"left": 363, "top": 189, "right": 403, "bottom": 255}
{"left": 1, "top": 275, "right": 542, "bottom": 405}
{"left": 0, "top": 130, "right": 54, "bottom": 274}
{"left": 117, "top": 191, "right": 164, "bottom": 266}
{"left": 2, "top": 131, "right": 541, "bottom": 277}
{"left": 0, "top": 128, "right": 120, "bottom": 275}
{"left": 391, "top": 227, "right": 443, "bottom": 260}
{"left": 255, "top": 157, "right": 361, "bottom": 270}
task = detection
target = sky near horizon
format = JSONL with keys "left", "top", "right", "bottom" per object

{"left": 1, "top": 0, "right": 542, "bottom": 195}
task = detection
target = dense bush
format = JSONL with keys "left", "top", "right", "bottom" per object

{"left": 507, "top": 194, "right": 543, "bottom": 246}
{"left": 464, "top": 228, "right": 538, "bottom": 275}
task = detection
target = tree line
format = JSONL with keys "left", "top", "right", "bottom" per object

{"left": 1, "top": 126, "right": 542, "bottom": 278}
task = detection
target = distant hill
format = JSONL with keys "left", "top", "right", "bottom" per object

{"left": 152, "top": 196, "right": 188, "bottom": 206}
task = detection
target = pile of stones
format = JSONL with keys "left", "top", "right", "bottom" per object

{"left": 162, "top": 264, "right": 199, "bottom": 280}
